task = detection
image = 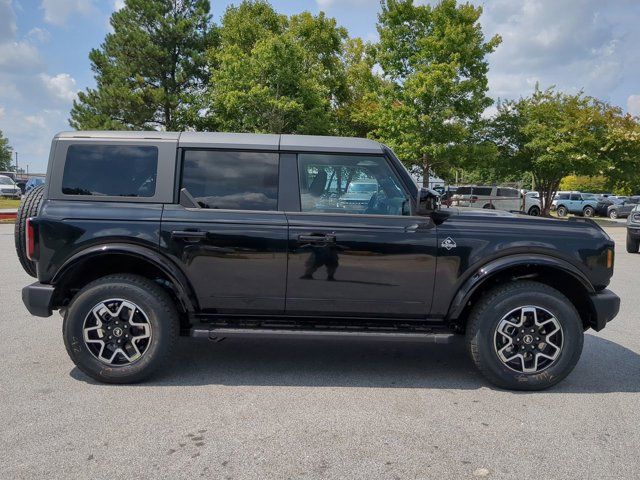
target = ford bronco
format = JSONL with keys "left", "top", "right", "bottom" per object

{"left": 17, "top": 131, "right": 620, "bottom": 389}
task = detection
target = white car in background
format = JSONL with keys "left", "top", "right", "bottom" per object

{"left": 451, "top": 185, "right": 541, "bottom": 215}
{"left": 0, "top": 175, "right": 22, "bottom": 199}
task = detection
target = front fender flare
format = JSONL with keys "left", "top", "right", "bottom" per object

{"left": 52, "top": 243, "right": 197, "bottom": 312}
{"left": 447, "top": 254, "right": 594, "bottom": 320}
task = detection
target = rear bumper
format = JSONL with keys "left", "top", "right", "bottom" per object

{"left": 589, "top": 289, "right": 620, "bottom": 331}
{"left": 22, "top": 282, "right": 55, "bottom": 317}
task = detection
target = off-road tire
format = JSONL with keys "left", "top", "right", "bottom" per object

{"left": 465, "top": 281, "right": 584, "bottom": 391}
{"left": 63, "top": 274, "right": 178, "bottom": 384}
{"left": 583, "top": 206, "right": 595, "bottom": 217}
{"left": 626, "top": 233, "right": 639, "bottom": 253}
{"left": 528, "top": 206, "right": 540, "bottom": 216}
{"left": 14, "top": 184, "right": 44, "bottom": 277}
{"left": 556, "top": 205, "right": 568, "bottom": 217}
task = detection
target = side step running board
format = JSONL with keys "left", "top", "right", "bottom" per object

{"left": 191, "top": 327, "right": 454, "bottom": 342}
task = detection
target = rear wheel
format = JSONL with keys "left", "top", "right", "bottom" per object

{"left": 582, "top": 206, "right": 595, "bottom": 217}
{"left": 465, "top": 281, "right": 583, "bottom": 390}
{"left": 483, "top": 203, "right": 495, "bottom": 210}
{"left": 14, "top": 184, "right": 45, "bottom": 277}
{"left": 556, "top": 205, "right": 568, "bottom": 217}
{"left": 609, "top": 209, "right": 619, "bottom": 219}
{"left": 63, "top": 274, "right": 178, "bottom": 384}
{"left": 626, "top": 233, "right": 639, "bottom": 253}
{"left": 528, "top": 206, "right": 540, "bottom": 216}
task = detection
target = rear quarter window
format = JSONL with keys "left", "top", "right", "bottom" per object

{"left": 473, "top": 187, "right": 493, "bottom": 196}
{"left": 62, "top": 145, "right": 158, "bottom": 197}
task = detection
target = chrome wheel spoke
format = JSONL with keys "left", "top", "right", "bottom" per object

{"left": 493, "top": 306, "right": 563, "bottom": 374}
{"left": 81, "top": 298, "right": 152, "bottom": 366}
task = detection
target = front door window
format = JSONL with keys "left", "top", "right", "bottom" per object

{"left": 297, "top": 154, "right": 411, "bottom": 216}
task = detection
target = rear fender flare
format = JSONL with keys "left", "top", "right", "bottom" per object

{"left": 52, "top": 243, "right": 198, "bottom": 312}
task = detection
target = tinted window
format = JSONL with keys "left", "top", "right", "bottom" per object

{"left": 497, "top": 188, "right": 519, "bottom": 198}
{"left": 556, "top": 193, "right": 570, "bottom": 200}
{"left": 298, "top": 154, "right": 409, "bottom": 216}
{"left": 62, "top": 145, "right": 158, "bottom": 197}
{"left": 570, "top": 194, "right": 581, "bottom": 201}
{"left": 182, "top": 150, "right": 278, "bottom": 211}
{"left": 456, "top": 187, "right": 472, "bottom": 195}
{"left": 473, "top": 187, "right": 493, "bottom": 196}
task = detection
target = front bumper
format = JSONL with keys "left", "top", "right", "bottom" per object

{"left": 627, "top": 226, "right": 640, "bottom": 239}
{"left": 589, "top": 289, "right": 620, "bottom": 331}
{"left": 22, "top": 282, "right": 55, "bottom": 317}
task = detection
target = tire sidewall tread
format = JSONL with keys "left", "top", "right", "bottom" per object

{"left": 62, "top": 274, "right": 178, "bottom": 384}
{"left": 465, "top": 280, "right": 584, "bottom": 391}
{"left": 14, "top": 184, "right": 45, "bottom": 277}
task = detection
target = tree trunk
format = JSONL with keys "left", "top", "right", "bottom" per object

{"left": 422, "top": 153, "right": 430, "bottom": 188}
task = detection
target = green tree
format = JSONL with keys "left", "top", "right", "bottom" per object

{"left": 374, "top": 0, "right": 501, "bottom": 186}
{"left": 0, "top": 130, "right": 12, "bottom": 171}
{"left": 335, "top": 38, "right": 385, "bottom": 137}
{"left": 203, "top": 1, "right": 348, "bottom": 134}
{"left": 559, "top": 175, "right": 609, "bottom": 193}
{"left": 491, "top": 87, "right": 640, "bottom": 215}
{"left": 70, "top": 0, "right": 215, "bottom": 131}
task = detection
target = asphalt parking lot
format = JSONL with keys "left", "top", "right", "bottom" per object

{"left": 1, "top": 223, "right": 639, "bottom": 480}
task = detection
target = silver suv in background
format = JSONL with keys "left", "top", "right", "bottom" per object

{"left": 0, "top": 175, "right": 22, "bottom": 199}
{"left": 451, "top": 185, "right": 540, "bottom": 215}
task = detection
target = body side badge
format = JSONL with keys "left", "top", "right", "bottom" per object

{"left": 441, "top": 237, "right": 457, "bottom": 250}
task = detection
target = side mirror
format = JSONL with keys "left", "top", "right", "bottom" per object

{"left": 416, "top": 187, "right": 440, "bottom": 215}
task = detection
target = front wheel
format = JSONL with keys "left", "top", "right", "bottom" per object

{"left": 63, "top": 274, "right": 178, "bottom": 384}
{"left": 583, "top": 206, "right": 595, "bottom": 217}
{"left": 465, "top": 281, "right": 583, "bottom": 390}
{"left": 528, "top": 206, "right": 540, "bottom": 216}
{"left": 626, "top": 233, "right": 639, "bottom": 253}
{"left": 556, "top": 205, "right": 568, "bottom": 217}
{"left": 609, "top": 209, "right": 618, "bottom": 219}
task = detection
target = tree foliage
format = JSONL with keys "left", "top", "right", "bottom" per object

{"left": 202, "top": 1, "right": 348, "bottom": 134}
{"left": 373, "top": 0, "right": 501, "bottom": 186}
{"left": 492, "top": 87, "right": 640, "bottom": 214}
{"left": 70, "top": 0, "right": 215, "bottom": 131}
{"left": 0, "top": 130, "right": 12, "bottom": 171}
{"left": 559, "top": 175, "right": 609, "bottom": 193}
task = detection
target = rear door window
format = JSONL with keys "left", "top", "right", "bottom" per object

{"left": 62, "top": 145, "right": 158, "bottom": 197}
{"left": 181, "top": 150, "right": 279, "bottom": 211}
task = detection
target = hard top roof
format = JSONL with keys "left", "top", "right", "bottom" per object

{"left": 56, "top": 131, "right": 384, "bottom": 154}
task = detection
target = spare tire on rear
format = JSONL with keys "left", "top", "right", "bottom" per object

{"left": 14, "top": 184, "right": 45, "bottom": 277}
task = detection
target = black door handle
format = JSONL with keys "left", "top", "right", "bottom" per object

{"left": 171, "top": 230, "right": 207, "bottom": 241}
{"left": 298, "top": 234, "right": 336, "bottom": 244}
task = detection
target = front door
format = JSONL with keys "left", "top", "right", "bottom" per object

{"left": 285, "top": 153, "right": 437, "bottom": 317}
{"left": 161, "top": 149, "right": 287, "bottom": 314}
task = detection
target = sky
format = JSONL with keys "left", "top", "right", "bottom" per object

{"left": 0, "top": 0, "right": 639, "bottom": 174}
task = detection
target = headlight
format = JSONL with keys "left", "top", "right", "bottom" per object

{"left": 632, "top": 212, "right": 640, "bottom": 223}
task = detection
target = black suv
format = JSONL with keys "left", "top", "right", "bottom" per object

{"left": 17, "top": 131, "right": 620, "bottom": 390}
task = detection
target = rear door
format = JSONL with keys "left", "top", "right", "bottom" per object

{"left": 160, "top": 148, "right": 288, "bottom": 314}
{"left": 284, "top": 152, "right": 437, "bottom": 317}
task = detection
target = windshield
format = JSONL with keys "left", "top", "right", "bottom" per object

{"left": 0, "top": 176, "right": 14, "bottom": 185}
{"left": 348, "top": 183, "right": 377, "bottom": 193}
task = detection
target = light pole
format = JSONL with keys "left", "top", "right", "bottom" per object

{"left": 14, "top": 151, "right": 18, "bottom": 175}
